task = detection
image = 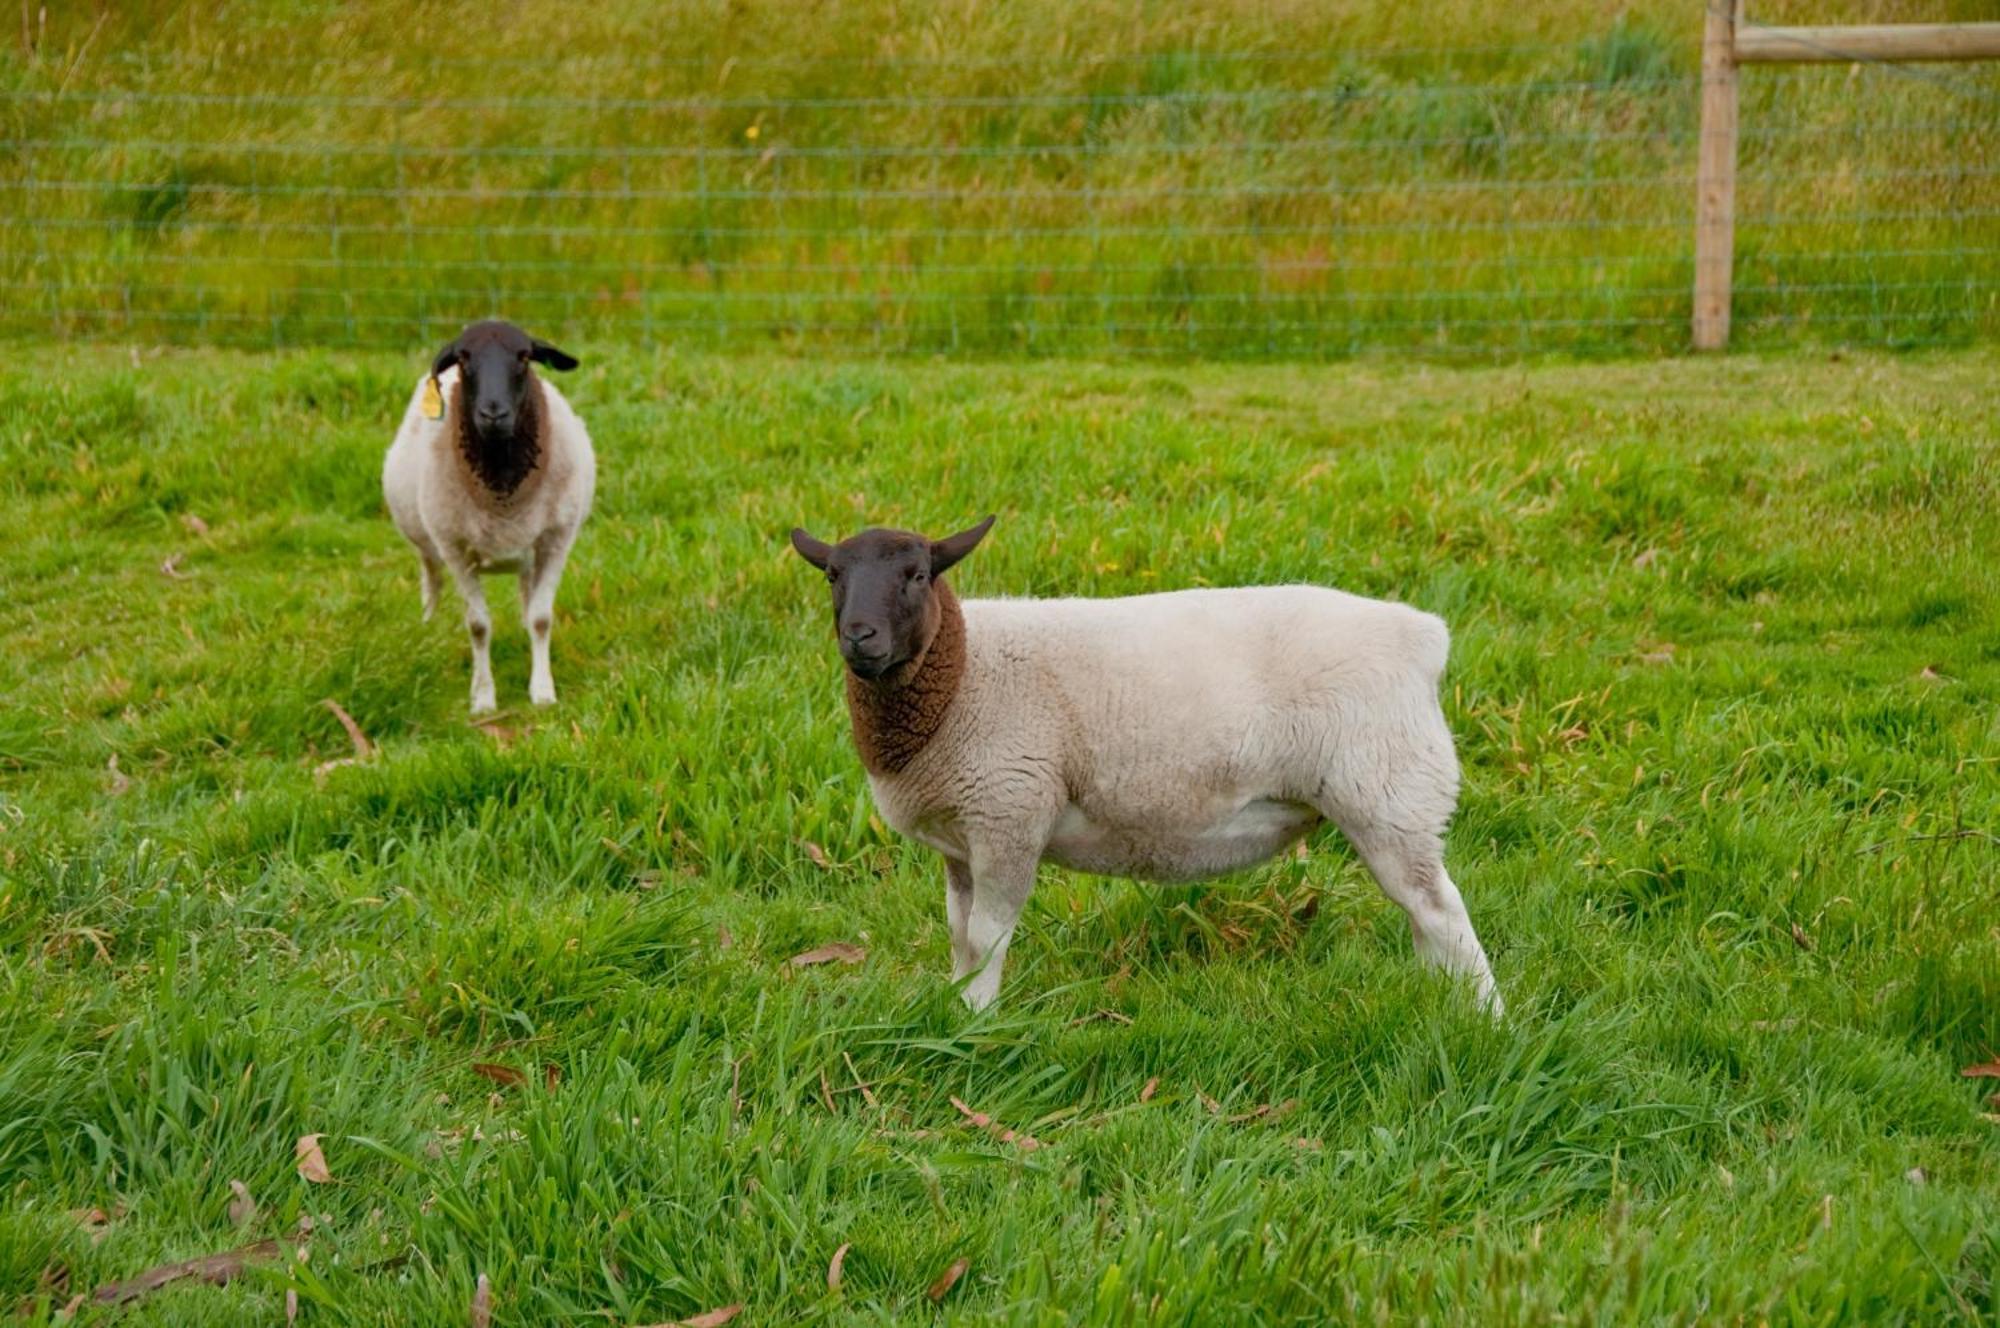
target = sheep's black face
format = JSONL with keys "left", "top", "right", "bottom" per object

{"left": 430, "top": 319, "right": 579, "bottom": 445}
{"left": 790, "top": 518, "right": 995, "bottom": 682}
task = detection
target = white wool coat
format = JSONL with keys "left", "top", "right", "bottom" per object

{"left": 381, "top": 365, "right": 596, "bottom": 574}
{"left": 869, "top": 585, "right": 1458, "bottom": 881}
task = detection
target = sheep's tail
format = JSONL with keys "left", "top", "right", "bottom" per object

{"left": 1406, "top": 609, "right": 1451, "bottom": 685}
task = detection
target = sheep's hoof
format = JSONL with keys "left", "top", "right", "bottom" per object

{"left": 529, "top": 684, "right": 556, "bottom": 707}
{"left": 470, "top": 695, "right": 498, "bottom": 717}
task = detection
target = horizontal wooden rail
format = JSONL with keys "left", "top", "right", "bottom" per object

{"left": 1736, "top": 22, "right": 2000, "bottom": 64}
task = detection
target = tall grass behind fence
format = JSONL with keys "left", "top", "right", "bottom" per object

{"left": 2, "top": 2, "right": 1996, "bottom": 358}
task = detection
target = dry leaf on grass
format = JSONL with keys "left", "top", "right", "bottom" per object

{"left": 800, "top": 839, "right": 831, "bottom": 868}
{"left": 927, "top": 1257, "right": 969, "bottom": 1303}
{"left": 827, "top": 1242, "right": 851, "bottom": 1291}
{"left": 69, "top": 1207, "right": 120, "bottom": 1246}
{"left": 105, "top": 754, "right": 131, "bottom": 796}
{"left": 1139, "top": 1077, "right": 1159, "bottom": 1104}
{"left": 311, "top": 757, "right": 366, "bottom": 780}
{"left": 474, "top": 718, "right": 520, "bottom": 749}
{"left": 320, "top": 699, "right": 374, "bottom": 760}
{"left": 182, "top": 513, "right": 211, "bottom": 537}
{"left": 313, "top": 698, "right": 376, "bottom": 779}
{"left": 951, "top": 1096, "right": 1043, "bottom": 1150}
{"left": 286, "top": 1287, "right": 299, "bottom": 1324}
{"left": 843, "top": 1052, "right": 878, "bottom": 1110}
{"left": 644, "top": 1305, "right": 743, "bottom": 1328}
{"left": 89, "top": 1240, "right": 286, "bottom": 1307}
{"left": 160, "top": 552, "right": 189, "bottom": 579}
{"left": 295, "top": 1134, "right": 333, "bottom": 1184}
{"left": 471, "top": 1272, "right": 491, "bottom": 1328}
{"left": 472, "top": 1061, "right": 528, "bottom": 1089}
{"left": 789, "top": 942, "right": 865, "bottom": 968}
{"left": 1959, "top": 1059, "right": 2000, "bottom": 1079}
{"left": 1227, "top": 1099, "right": 1300, "bottom": 1125}
{"left": 544, "top": 1062, "right": 562, "bottom": 1092}
{"left": 226, "top": 1179, "right": 256, "bottom": 1228}
{"left": 30, "top": 1261, "right": 71, "bottom": 1308}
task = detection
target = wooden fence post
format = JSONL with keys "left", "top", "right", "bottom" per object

{"left": 1693, "top": 0, "right": 1740, "bottom": 351}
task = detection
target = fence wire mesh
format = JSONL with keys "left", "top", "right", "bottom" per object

{"left": 4, "top": 8, "right": 1996, "bottom": 358}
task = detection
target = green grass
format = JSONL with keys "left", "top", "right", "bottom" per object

{"left": 4, "top": 0, "right": 1997, "bottom": 357}
{"left": 3, "top": 344, "right": 1999, "bottom": 1324}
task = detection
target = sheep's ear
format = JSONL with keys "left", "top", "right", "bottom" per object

{"left": 790, "top": 527, "right": 834, "bottom": 571}
{"left": 429, "top": 336, "right": 462, "bottom": 380}
{"left": 930, "top": 515, "right": 995, "bottom": 576}
{"left": 529, "top": 339, "right": 579, "bottom": 372}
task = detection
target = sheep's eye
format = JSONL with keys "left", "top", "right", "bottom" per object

{"left": 825, "top": 569, "right": 839, "bottom": 585}
{"left": 908, "top": 569, "right": 928, "bottom": 585}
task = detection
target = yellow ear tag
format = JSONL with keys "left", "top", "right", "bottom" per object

{"left": 420, "top": 375, "right": 444, "bottom": 421}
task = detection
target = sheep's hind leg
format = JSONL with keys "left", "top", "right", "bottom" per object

{"left": 418, "top": 552, "right": 443, "bottom": 623}
{"left": 1317, "top": 700, "right": 1500, "bottom": 1014}
{"left": 1343, "top": 823, "right": 1501, "bottom": 1016}
{"left": 945, "top": 857, "right": 978, "bottom": 983}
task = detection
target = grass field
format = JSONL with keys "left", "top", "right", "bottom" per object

{"left": 5, "top": 0, "right": 1998, "bottom": 356}
{"left": 3, "top": 344, "right": 1999, "bottom": 1323}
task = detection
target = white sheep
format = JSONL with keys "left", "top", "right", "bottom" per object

{"left": 789, "top": 517, "right": 1501, "bottom": 1014}
{"left": 383, "top": 320, "right": 595, "bottom": 714}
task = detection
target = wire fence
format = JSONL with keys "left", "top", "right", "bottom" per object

{"left": 3, "top": 16, "right": 1997, "bottom": 359}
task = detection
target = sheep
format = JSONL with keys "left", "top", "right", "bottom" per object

{"left": 788, "top": 516, "right": 1501, "bottom": 1015}
{"left": 382, "top": 320, "right": 595, "bottom": 714}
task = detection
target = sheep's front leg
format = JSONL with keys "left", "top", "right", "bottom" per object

{"left": 443, "top": 556, "right": 497, "bottom": 715}
{"left": 960, "top": 847, "right": 1038, "bottom": 1012}
{"left": 521, "top": 525, "right": 578, "bottom": 706}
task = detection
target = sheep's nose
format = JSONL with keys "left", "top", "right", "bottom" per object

{"left": 476, "top": 405, "right": 511, "bottom": 427}
{"left": 842, "top": 623, "right": 879, "bottom": 647}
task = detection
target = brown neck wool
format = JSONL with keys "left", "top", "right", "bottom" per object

{"left": 452, "top": 378, "right": 543, "bottom": 498}
{"left": 844, "top": 579, "right": 967, "bottom": 775}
